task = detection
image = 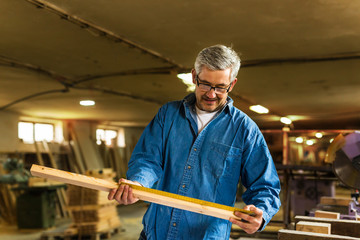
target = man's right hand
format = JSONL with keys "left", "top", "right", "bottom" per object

{"left": 108, "top": 178, "right": 141, "bottom": 205}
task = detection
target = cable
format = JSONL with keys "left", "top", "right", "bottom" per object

{"left": 72, "top": 67, "right": 177, "bottom": 85}
{"left": 72, "top": 85, "right": 163, "bottom": 105}
{"left": 0, "top": 88, "right": 69, "bottom": 111}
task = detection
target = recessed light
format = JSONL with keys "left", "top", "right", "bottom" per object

{"left": 80, "top": 100, "right": 95, "bottom": 106}
{"left": 306, "top": 140, "right": 314, "bottom": 145}
{"left": 280, "top": 117, "right": 292, "bottom": 125}
{"left": 249, "top": 105, "right": 269, "bottom": 114}
{"left": 315, "top": 132, "right": 323, "bottom": 138}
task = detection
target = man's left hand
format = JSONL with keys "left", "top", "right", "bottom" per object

{"left": 229, "top": 205, "right": 263, "bottom": 234}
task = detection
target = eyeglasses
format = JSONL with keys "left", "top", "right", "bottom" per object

{"left": 196, "top": 75, "right": 232, "bottom": 94}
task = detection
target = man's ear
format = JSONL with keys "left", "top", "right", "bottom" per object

{"left": 228, "top": 78, "right": 237, "bottom": 92}
{"left": 191, "top": 69, "right": 197, "bottom": 84}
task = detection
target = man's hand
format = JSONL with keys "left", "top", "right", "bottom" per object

{"left": 230, "top": 205, "right": 264, "bottom": 234}
{"left": 108, "top": 178, "right": 141, "bottom": 205}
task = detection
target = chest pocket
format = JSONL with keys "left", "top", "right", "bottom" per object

{"left": 206, "top": 142, "right": 242, "bottom": 179}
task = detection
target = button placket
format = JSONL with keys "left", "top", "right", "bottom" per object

{"left": 169, "top": 129, "right": 206, "bottom": 238}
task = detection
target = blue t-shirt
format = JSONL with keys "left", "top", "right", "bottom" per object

{"left": 127, "top": 93, "right": 281, "bottom": 239}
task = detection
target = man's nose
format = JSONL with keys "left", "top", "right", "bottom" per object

{"left": 206, "top": 88, "right": 217, "bottom": 98}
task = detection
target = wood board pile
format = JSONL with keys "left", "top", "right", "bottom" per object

{"left": 0, "top": 159, "right": 18, "bottom": 224}
{"left": 66, "top": 122, "right": 130, "bottom": 178}
{"left": 66, "top": 168, "right": 121, "bottom": 235}
{"left": 0, "top": 183, "right": 17, "bottom": 224}
{"left": 278, "top": 212, "right": 360, "bottom": 240}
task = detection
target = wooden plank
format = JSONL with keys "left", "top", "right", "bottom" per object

{"left": 296, "top": 221, "right": 331, "bottom": 234}
{"left": 67, "top": 185, "right": 112, "bottom": 206}
{"left": 314, "top": 210, "right": 340, "bottom": 219}
{"left": 31, "top": 164, "right": 117, "bottom": 191}
{"left": 85, "top": 168, "right": 115, "bottom": 179}
{"left": 278, "top": 229, "right": 359, "bottom": 240}
{"left": 30, "top": 164, "right": 253, "bottom": 222}
{"left": 63, "top": 142, "right": 80, "bottom": 173}
{"left": 320, "top": 196, "right": 352, "bottom": 206}
{"left": 42, "top": 140, "right": 70, "bottom": 218}
{"left": 72, "top": 122, "right": 103, "bottom": 170}
{"left": 33, "top": 141, "right": 66, "bottom": 218}
{"left": 42, "top": 140, "right": 57, "bottom": 167}
{"left": 0, "top": 184, "right": 16, "bottom": 224}
{"left": 68, "top": 124, "right": 86, "bottom": 173}
{"left": 0, "top": 165, "right": 16, "bottom": 224}
{"left": 295, "top": 215, "right": 360, "bottom": 238}
{"left": 33, "top": 141, "right": 45, "bottom": 165}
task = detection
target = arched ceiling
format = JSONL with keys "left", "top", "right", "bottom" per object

{"left": 0, "top": 0, "right": 359, "bottom": 129}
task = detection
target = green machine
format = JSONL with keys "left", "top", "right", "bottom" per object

{"left": 15, "top": 185, "right": 59, "bottom": 229}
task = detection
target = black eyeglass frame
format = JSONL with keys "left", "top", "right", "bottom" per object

{"left": 195, "top": 75, "right": 232, "bottom": 94}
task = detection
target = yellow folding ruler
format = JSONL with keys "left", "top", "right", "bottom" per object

{"left": 30, "top": 164, "right": 254, "bottom": 221}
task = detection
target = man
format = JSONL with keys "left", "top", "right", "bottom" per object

{"left": 108, "top": 45, "right": 281, "bottom": 239}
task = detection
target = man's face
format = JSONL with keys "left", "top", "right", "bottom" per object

{"left": 192, "top": 67, "right": 237, "bottom": 112}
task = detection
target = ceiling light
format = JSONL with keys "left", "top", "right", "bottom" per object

{"left": 249, "top": 105, "right": 269, "bottom": 114}
{"left": 306, "top": 139, "right": 314, "bottom": 145}
{"left": 315, "top": 132, "right": 323, "bottom": 138}
{"left": 80, "top": 100, "right": 95, "bottom": 106}
{"left": 280, "top": 117, "right": 292, "bottom": 125}
{"left": 295, "top": 137, "right": 304, "bottom": 143}
{"left": 177, "top": 73, "right": 195, "bottom": 92}
{"left": 177, "top": 73, "right": 193, "bottom": 84}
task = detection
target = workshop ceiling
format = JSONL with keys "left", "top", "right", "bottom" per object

{"left": 0, "top": 0, "right": 359, "bottom": 129}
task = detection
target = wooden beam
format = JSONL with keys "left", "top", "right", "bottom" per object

{"left": 33, "top": 141, "right": 45, "bottom": 166}
{"left": 296, "top": 221, "right": 331, "bottom": 234}
{"left": 320, "top": 196, "right": 353, "bottom": 206}
{"left": 314, "top": 210, "right": 340, "bottom": 219}
{"left": 42, "top": 140, "right": 70, "bottom": 218}
{"left": 295, "top": 216, "right": 360, "bottom": 238}
{"left": 30, "top": 164, "right": 252, "bottom": 222}
{"left": 278, "top": 229, "right": 359, "bottom": 240}
{"left": 30, "top": 164, "right": 117, "bottom": 191}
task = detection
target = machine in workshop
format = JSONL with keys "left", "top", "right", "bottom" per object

{"left": 0, "top": 157, "right": 30, "bottom": 185}
{"left": 313, "top": 132, "right": 360, "bottom": 220}
{"left": 0, "top": 157, "right": 64, "bottom": 229}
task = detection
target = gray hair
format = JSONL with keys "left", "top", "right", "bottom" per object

{"left": 194, "top": 45, "right": 241, "bottom": 82}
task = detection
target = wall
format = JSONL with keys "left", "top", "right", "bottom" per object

{"left": 0, "top": 111, "right": 145, "bottom": 172}
{"left": 124, "top": 127, "right": 145, "bottom": 161}
{"left": 0, "top": 111, "right": 34, "bottom": 153}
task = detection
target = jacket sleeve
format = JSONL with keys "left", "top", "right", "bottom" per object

{"left": 126, "top": 104, "right": 167, "bottom": 188}
{"left": 240, "top": 124, "right": 281, "bottom": 231}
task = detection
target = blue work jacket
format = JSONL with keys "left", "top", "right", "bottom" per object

{"left": 127, "top": 93, "right": 281, "bottom": 239}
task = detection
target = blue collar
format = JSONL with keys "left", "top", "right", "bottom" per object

{"left": 183, "top": 93, "right": 234, "bottom": 116}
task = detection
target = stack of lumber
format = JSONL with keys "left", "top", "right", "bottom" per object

{"left": 0, "top": 162, "right": 17, "bottom": 224}
{"left": 68, "top": 122, "right": 103, "bottom": 174}
{"left": 33, "top": 140, "right": 69, "bottom": 218}
{"left": 320, "top": 196, "right": 353, "bottom": 206}
{"left": 66, "top": 121, "right": 133, "bottom": 178}
{"left": 0, "top": 183, "right": 17, "bottom": 224}
{"left": 278, "top": 212, "right": 360, "bottom": 240}
{"left": 66, "top": 168, "right": 121, "bottom": 235}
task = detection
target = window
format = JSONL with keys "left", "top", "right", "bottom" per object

{"left": 18, "top": 122, "right": 54, "bottom": 144}
{"left": 96, "top": 129, "right": 117, "bottom": 146}
{"left": 96, "top": 128, "right": 126, "bottom": 147}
